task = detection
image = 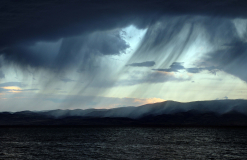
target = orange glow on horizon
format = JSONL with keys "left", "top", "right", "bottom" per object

{"left": 134, "top": 97, "right": 166, "bottom": 104}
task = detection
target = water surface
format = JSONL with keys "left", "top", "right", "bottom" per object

{"left": 0, "top": 127, "right": 246, "bottom": 159}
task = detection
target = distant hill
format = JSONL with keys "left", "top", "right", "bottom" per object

{"left": 1, "top": 99, "right": 247, "bottom": 126}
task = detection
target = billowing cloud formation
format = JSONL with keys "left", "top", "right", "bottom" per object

{"left": 2, "top": 30, "right": 129, "bottom": 71}
{"left": 1, "top": 1, "right": 247, "bottom": 69}
{"left": 126, "top": 61, "right": 155, "bottom": 67}
{"left": 2, "top": 0, "right": 247, "bottom": 48}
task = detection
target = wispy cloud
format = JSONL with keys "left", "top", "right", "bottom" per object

{"left": 126, "top": 61, "right": 155, "bottom": 67}
{"left": 60, "top": 78, "right": 75, "bottom": 83}
{"left": 153, "top": 62, "right": 219, "bottom": 75}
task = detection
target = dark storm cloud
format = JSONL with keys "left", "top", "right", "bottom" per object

{"left": 0, "top": 0, "right": 247, "bottom": 48}
{"left": 2, "top": 46, "right": 54, "bottom": 68}
{"left": 2, "top": 0, "right": 247, "bottom": 47}
{"left": 54, "top": 31, "right": 130, "bottom": 72}
{"left": 0, "top": 0, "right": 247, "bottom": 83}
{"left": 126, "top": 61, "right": 155, "bottom": 67}
{"left": 1, "top": 31, "right": 129, "bottom": 71}
{"left": 0, "top": 0, "right": 152, "bottom": 49}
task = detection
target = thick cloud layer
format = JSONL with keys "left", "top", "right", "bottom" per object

{"left": 1, "top": 1, "right": 247, "bottom": 78}
{"left": 1, "top": 0, "right": 247, "bottom": 47}
{"left": 2, "top": 31, "right": 129, "bottom": 70}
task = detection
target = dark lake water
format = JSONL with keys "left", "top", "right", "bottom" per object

{"left": 0, "top": 127, "right": 247, "bottom": 159}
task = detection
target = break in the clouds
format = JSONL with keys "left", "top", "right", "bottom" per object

{"left": 1, "top": 0, "right": 247, "bottom": 111}
{"left": 126, "top": 61, "right": 155, "bottom": 67}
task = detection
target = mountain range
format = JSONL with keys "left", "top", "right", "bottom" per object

{"left": 1, "top": 99, "right": 247, "bottom": 126}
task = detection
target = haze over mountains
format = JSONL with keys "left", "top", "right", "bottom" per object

{"left": 1, "top": 99, "right": 247, "bottom": 126}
